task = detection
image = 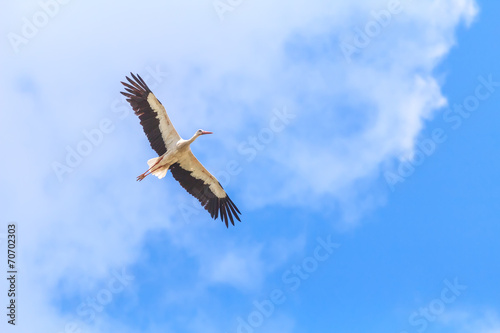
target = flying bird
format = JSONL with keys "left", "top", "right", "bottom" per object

{"left": 120, "top": 73, "right": 241, "bottom": 227}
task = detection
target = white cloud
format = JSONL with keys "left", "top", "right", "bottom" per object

{"left": 439, "top": 309, "right": 500, "bottom": 333}
{"left": 205, "top": 247, "right": 265, "bottom": 289}
{"left": 199, "top": 234, "right": 305, "bottom": 291}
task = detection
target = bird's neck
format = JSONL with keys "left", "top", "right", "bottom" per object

{"left": 186, "top": 133, "right": 201, "bottom": 145}
{"left": 177, "top": 132, "right": 201, "bottom": 150}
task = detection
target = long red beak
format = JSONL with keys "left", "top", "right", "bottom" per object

{"left": 201, "top": 131, "right": 213, "bottom": 135}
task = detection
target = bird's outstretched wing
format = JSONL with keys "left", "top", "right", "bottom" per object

{"left": 120, "top": 73, "right": 181, "bottom": 156}
{"left": 170, "top": 150, "right": 241, "bottom": 227}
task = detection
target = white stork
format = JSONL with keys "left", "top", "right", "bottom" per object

{"left": 120, "top": 73, "right": 241, "bottom": 227}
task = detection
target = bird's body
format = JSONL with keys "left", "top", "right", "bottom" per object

{"left": 120, "top": 73, "right": 241, "bottom": 227}
{"left": 143, "top": 137, "right": 193, "bottom": 180}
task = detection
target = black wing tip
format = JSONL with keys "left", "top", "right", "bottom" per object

{"left": 169, "top": 164, "right": 241, "bottom": 228}
{"left": 215, "top": 196, "right": 241, "bottom": 227}
{"left": 205, "top": 196, "right": 242, "bottom": 228}
{"left": 121, "top": 72, "right": 151, "bottom": 96}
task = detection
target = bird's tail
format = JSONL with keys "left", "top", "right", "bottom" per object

{"left": 147, "top": 157, "right": 168, "bottom": 179}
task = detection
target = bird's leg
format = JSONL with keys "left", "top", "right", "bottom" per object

{"left": 136, "top": 156, "right": 165, "bottom": 181}
{"left": 136, "top": 171, "right": 150, "bottom": 181}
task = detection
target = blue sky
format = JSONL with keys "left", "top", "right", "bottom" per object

{"left": 1, "top": 0, "right": 500, "bottom": 332}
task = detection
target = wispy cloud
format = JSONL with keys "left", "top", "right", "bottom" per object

{"left": 438, "top": 309, "right": 500, "bottom": 333}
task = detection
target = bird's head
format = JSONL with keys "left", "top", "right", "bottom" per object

{"left": 197, "top": 129, "right": 213, "bottom": 136}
